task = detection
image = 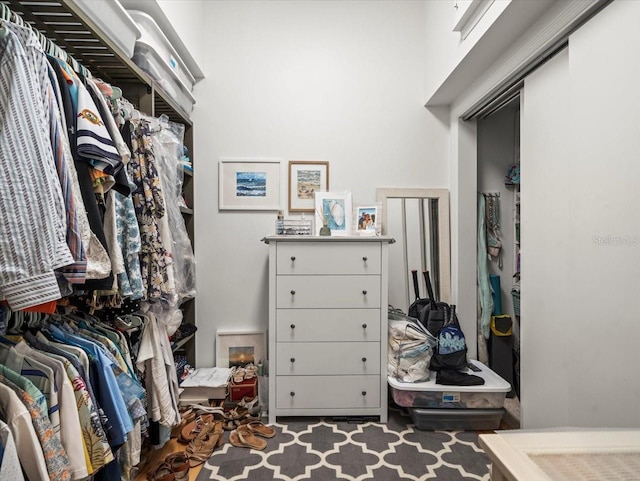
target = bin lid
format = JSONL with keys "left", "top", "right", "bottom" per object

{"left": 388, "top": 359, "right": 511, "bottom": 393}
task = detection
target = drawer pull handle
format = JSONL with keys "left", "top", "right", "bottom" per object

{"left": 362, "top": 290, "right": 367, "bottom": 295}
{"left": 362, "top": 391, "right": 367, "bottom": 396}
{"left": 290, "top": 358, "right": 295, "bottom": 363}
{"left": 362, "top": 256, "right": 368, "bottom": 262}
{"left": 290, "top": 324, "right": 296, "bottom": 329}
{"left": 291, "top": 256, "right": 296, "bottom": 261}
{"left": 290, "top": 290, "right": 296, "bottom": 295}
{"left": 290, "top": 391, "right": 295, "bottom": 397}
{"left": 362, "top": 357, "right": 367, "bottom": 363}
{"left": 362, "top": 323, "right": 367, "bottom": 329}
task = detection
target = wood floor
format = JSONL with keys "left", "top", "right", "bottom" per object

{"left": 134, "top": 438, "right": 204, "bottom": 481}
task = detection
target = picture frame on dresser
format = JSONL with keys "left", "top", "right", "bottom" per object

{"left": 288, "top": 160, "right": 329, "bottom": 212}
{"left": 216, "top": 330, "right": 266, "bottom": 368}
{"left": 314, "top": 191, "right": 353, "bottom": 236}
{"left": 219, "top": 159, "right": 281, "bottom": 211}
{"left": 354, "top": 203, "right": 382, "bottom": 236}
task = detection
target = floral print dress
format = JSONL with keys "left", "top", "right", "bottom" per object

{"left": 127, "top": 119, "right": 171, "bottom": 303}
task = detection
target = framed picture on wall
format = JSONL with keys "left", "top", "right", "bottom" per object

{"left": 288, "top": 160, "right": 329, "bottom": 212}
{"left": 216, "top": 330, "right": 267, "bottom": 368}
{"left": 314, "top": 191, "right": 352, "bottom": 236}
{"left": 219, "top": 159, "right": 281, "bottom": 210}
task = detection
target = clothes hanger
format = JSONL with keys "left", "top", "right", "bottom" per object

{"left": 1, "top": 3, "right": 11, "bottom": 22}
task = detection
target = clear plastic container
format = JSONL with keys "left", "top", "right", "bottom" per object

{"left": 388, "top": 359, "right": 510, "bottom": 409}
{"left": 275, "top": 219, "right": 313, "bottom": 236}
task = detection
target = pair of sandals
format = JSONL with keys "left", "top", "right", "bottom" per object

{"left": 232, "top": 363, "right": 257, "bottom": 383}
{"left": 222, "top": 405, "right": 258, "bottom": 430}
{"left": 229, "top": 419, "right": 276, "bottom": 451}
{"left": 185, "top": 420, "right": 224, "bottom": 467}
{"left": 145, "top": 451, "right": 189, "bottom": 481}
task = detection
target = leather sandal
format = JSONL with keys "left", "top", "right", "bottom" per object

{"left": 186, "top": 420, "right": 224, "bottom": 468}
{"left": 165, "top": 452, "right": 189, "bottom": 481}
{"left": 241, "top": 420, "right": 276, "bottom": 438}
{"left": 238, "top": 396, "right": 261, "bottom": 416}
{"left": 178, "top": 414, "right": 214, "bottom": 444}
{"left": 232, "top": 366, "right": 246, "bottom": 383}
{"left": 229, "top": 425, "right": 267, "bottom": 451}
{"left": 225, "top": 406, "right": 250, "bottom": 421}
{"left": 170, "top": 409, "right": 195, "bottom": 439}
{"left": 244, "top": 363, "right": 257, "bottom": 379}
{"left": 145, "top": 462, "right": 175, "bottom": 481}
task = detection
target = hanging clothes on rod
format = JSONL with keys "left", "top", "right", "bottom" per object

{"left": 1, "top": 2, "right": 193, "bottom": 478}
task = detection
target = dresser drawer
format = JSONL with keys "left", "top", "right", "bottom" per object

{"left": 276, "top": 309, "right": 381, "bottom": 342}
{"left": 276, "top": 342, "right": 380, "bottom": 375}
{"left": 277, "top": 275, "right": 380, "bottom": 309}
{"left": 276, "top": 375, "right": 381, "bottom": 409}
{"left": 276, "top": 242, "right": 381, "bottom": 275}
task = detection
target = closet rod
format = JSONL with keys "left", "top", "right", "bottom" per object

{"left": 1, "top": 0, "right": 90, "bottom": 78}
{"left": 483, "top": 192, "right": 500, "bottom": 198}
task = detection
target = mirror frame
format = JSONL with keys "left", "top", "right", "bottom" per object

{"left": 376, "top": 188, "right": 451, "bottom": 303}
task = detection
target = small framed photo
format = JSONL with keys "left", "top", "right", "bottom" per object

{"left": 216, "top": 330, "right": 267, "bottom": 368}
{"left": 288, "top": 160, "right": 329, "bottom": 212}
{"left": 314, "top": 191, "right": 353, "bottom": 236}
{"left": 219, "top": 159, "right": 281, "bottom": 211}
{"left": 354, "top": 203, "right": 381, "bottom": 236}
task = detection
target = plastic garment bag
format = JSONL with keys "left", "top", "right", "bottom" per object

{"left": 149, "top": 115, "right": 196, "bottom": 306}
{"left": 388, "top": 308, "right": 437, "bottom": 383}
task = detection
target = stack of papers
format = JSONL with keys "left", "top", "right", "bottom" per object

{"left": 179, "top": 367, "right": 232, "bottom": 403}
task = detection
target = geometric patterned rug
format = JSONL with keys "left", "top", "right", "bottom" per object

{"left": 196, "top": 408, "right": 491, "bottom": 480}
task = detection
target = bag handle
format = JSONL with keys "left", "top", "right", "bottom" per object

{"left": 411, "top": 270, "right": 420, "bottom": 300}
{"left": 423, "top": 270, "right": 438, "bottom": 307}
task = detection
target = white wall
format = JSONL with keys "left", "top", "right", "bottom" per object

{"left": 521, "top": 0, "right": 640, "bottom": 428}
{"left": 192, "top": 1, "right": 449, "bottom": 367}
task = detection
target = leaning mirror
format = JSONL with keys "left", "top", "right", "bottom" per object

{"left": 376, "top": 188, "right": 451, "bottom": 313}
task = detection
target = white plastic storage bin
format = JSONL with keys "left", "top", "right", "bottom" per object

{"left": 128, "top": 10, "right": 195, "bottom": 92}
{"left": 68, "top": 0, "right": 141, "bottom": 58}
{"left": 388, "top": 359, "right": 510, "bottom": 410}
{"left": 131, "top": 42, "right": 196, "bottom": 116}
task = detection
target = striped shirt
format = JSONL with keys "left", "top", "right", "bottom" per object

{"left": 0, "top": 27, "right": 73, "bottom": 309}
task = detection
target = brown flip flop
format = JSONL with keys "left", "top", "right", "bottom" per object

{"left": 242, "top": 420, "right": 276, "bottom": 438}
{"left": 229, "top": 425, "right": 267, "bottom": 451}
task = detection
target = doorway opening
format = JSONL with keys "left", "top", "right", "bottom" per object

{"left": 476, "top": 94, "right": 521, "bottom": 428}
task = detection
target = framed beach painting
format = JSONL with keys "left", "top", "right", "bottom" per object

{"left": 216, "top": 330, "right": 267, "bottom": 368}
{"left": 288, "top": 160, "right": 329, "bottom": 212}
{"left": 314, "top": 191, "right": 352, "bottom": 236}
{"left": 219, "top": 159, "right": 281, "bottom": 210}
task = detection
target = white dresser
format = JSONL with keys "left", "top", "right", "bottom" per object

{"left": 264, "top": 236, "right": 394, "bottom": 425}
